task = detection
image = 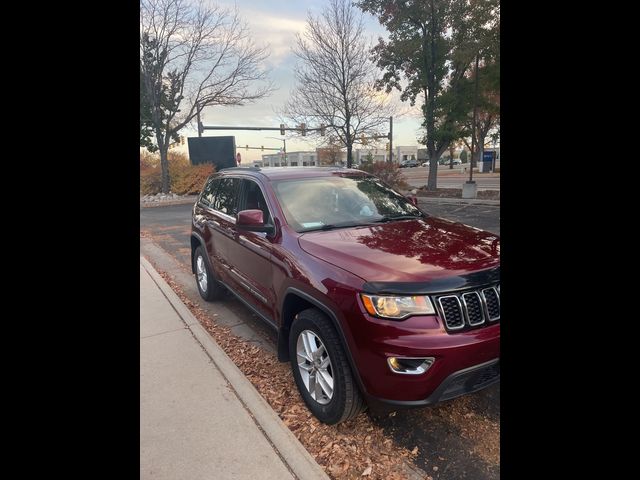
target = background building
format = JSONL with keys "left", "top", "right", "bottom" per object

{"left": 261, "top": 151, "right": 319, "bottom": 167}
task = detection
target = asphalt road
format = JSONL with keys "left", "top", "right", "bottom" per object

{"left": 140, "top": 202, "right": 500, "bottom": 479}
{"left": 402, "top": 167, "right": 500, "bottom": 190}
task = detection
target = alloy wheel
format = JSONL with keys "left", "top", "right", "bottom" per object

{"left": 196, "top": 255, "right": 208, "bottom": 292}
{"left": 296, "top": 330, "right": 334, "bottom": 405}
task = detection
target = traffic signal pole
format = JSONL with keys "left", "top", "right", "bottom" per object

{"left": 389, "top": 116, "right": 393, "bottom": 163}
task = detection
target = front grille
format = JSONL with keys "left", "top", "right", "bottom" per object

{"left": 439, "top": 360, "right": 500, "bottom": 401}
{"left": 462, "top": 292, "right": 485, "bottom": 326}
{"left": 436, "top": 284, "right": 500, "bottom": 332}
{"left": 471, "top": 361, "right": 500, "bottom": 389}
{"left": 438, "top": 296, "right": 465, "bottom": 330}
{"left": 482, "top": 287, "right": 500, "bottom": 321}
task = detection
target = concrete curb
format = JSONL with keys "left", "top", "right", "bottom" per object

{"left": 140, "top": 256, "right": 330, "bottom": 480}
{"left": 140, "top": 196, "right": 198, "bottom": 208}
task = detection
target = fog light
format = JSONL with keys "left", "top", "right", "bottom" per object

{"left": 387, "top": 357, "right": 434, "bottom": 375}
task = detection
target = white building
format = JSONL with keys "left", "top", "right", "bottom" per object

{"left": 355, "top": 145, "right": 418, "bottom": 164}
{"left": 261, "top": 151, "right": 319, "bottom": 167}
{"left": 395, "top": 146, "right": 418, "bottom": 163}
{"left": 354, "top": 148, "right": 388, "bottom": 163}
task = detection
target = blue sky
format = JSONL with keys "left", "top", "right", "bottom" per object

{"left": 181, "top": 0, "right": 424, "bottom": 162}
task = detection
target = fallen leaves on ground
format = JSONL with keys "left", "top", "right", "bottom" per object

{"left": 158, "top": 270, "right": 423, "bottom": 480}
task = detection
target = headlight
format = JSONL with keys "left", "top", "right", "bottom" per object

{"left": 360, "top": 294, "right": 436, "bottom": 319}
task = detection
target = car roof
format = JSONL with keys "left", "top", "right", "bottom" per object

{"left": 217, "top": 166, "right": 370, "bottom": 181}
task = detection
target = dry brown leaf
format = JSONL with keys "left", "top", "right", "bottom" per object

{"left": 361, "top": 466, "right": 372, "bottom": 476}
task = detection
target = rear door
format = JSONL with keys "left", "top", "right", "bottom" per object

{"left": 225, "top": 178, "right": 276, "bottom": 323}
{"left": 204, "top": 176, "right": 240, "bottom": 284}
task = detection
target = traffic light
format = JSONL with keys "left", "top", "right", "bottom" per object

{"left": 180, "top": 136, "right": 185, "bottom": 145}
{"left": 361, "top": 134, "right": 368, "bottom": 146}
{"left": 320, "top": 124, "right": 326, "bottom": 136}
{"left": 246, "top": 145, "right": 249, "bottom": 150}
{"left": 280, "top": 123, "right": 285, "bottom": 135}
{"left": 300, "top": 123, "right": 306, "bottom": 136}
{"left": 386, "top": 143, "right": 390, "bottom": 151}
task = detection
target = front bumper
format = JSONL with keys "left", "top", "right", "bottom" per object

{"left": 366, "top": 358, "right": 500, "bottom": 410}
{"left": 343, "top": 302, "right": 500, "bottom": 402}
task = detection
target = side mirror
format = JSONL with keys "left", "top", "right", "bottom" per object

{"left": 237, "top": 209, "right": 274, "bottom": 234}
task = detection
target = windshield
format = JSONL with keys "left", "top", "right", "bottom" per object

{"left": 273, "top": 175, "right": 424, "bottom": 232}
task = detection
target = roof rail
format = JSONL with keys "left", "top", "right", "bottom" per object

{"left": 220, "top": 165, "right": 261, "bottom": 171}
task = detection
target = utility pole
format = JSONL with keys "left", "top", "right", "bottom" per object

{"left": 469, "top": 54, "right": 480, "bottom": 184}
{"left": 266, "top": 136, "right": 287, "bottom": 166}
{"left": 388, "top": 116, "right": 393, "bottom": 163}
{"left": 196, "top": 104, "right": 203, "bottom": 138}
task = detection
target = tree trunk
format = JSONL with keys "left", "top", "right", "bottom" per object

{"left": 425, "top": 5, "right": 438, "bottom": 191}
{"left": 471, "top": 149, "right": 481, "bottom": 167}
{"left": 346, "top": 142, "right": 353, "bottom": 168}
{"left": 160, "top": 146, "right": 171, "bottom": 194}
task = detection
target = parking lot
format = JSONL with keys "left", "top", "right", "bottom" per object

{"left": 140, "top": 201, "right": 500, "bottom": 479}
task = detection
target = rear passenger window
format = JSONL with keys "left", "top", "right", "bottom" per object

{"left": 199, "top": 178, "right": 219, "bottom": 206}
{"left": 213, "top": 178, "right": 239, "bottom": 216}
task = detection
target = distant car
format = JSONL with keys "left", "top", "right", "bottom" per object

{"left": 400, "top": 160, "right": 418, "bottom": 168}
{"left": 439, "top": 158, "right": 462, "bottom": 166}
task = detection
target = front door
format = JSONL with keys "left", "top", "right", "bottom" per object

{"left": 226, "top": 178, "right": 276, "bottom": 323}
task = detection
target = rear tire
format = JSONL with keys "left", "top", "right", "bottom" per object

{"left": 194, "top": 245, "right": 224, "bottom": 301}
{"left": 289, "top": 308, "right": 366, "bottom": 424}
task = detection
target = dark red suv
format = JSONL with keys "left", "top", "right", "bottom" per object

{"left": 191, "top": 167, "right": 500, "bottom": 424}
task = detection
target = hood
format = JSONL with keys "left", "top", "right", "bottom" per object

{"left": 298, "top": 217, "right": 500, "bottom": 284}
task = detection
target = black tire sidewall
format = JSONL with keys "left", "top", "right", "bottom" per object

{"left": 289, "top": 311, "right": 350, "bottom": 424}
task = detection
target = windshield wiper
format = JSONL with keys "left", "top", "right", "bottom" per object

{"left": 301, "top": 220, "right": 376, "bottom": 232}
{"left": 373, "top": 214, "right": 424, "bottom": 223}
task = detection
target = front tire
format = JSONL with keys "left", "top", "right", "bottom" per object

{"left": 289, "top": 308, "right": 365, "bottom": 424}
{"left": 194, "top": 245, "right": 224, "bottom": 301}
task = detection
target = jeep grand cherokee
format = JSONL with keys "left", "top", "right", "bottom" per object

{"left": 191, "top": 167, "right": 500, "bottom": 424}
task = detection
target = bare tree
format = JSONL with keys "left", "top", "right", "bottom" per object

{"left": 140, "top": 0, "right": 273, "bottom": 193}
{"left": 282, "top": 0, "right": 392, "bottom": 168}
{"left": 317, "top": 137, "right": 344, "bottom": 166}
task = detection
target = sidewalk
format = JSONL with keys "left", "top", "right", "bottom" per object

{"left": 140, "top": 257, "right": 329, "bottom": 480}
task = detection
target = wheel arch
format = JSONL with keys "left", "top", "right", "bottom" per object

{"left": 190, "top": 232, "right": 206, "bottom": 274}
{"left": 278, "top": 288, "right": 366, "bottom": 395}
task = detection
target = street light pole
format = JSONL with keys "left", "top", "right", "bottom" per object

{"left": 266, "top": 136, "right": 287, "bottom": 166}
{"left": 469, "top": 53, "right": 480, "bottom": 184}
